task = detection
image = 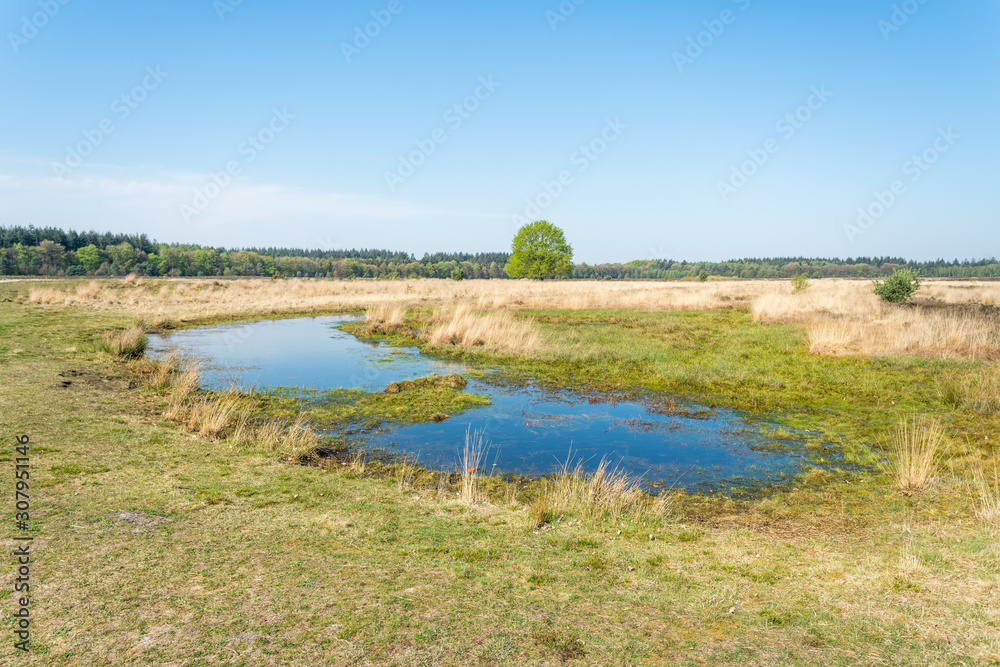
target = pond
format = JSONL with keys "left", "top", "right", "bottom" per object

{"left": 148, "top": 316, "right": 812, "bottom": 492}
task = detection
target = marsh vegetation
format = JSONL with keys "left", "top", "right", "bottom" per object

{"left": 5, "top": 276, "right": 1000, "bottom": 665}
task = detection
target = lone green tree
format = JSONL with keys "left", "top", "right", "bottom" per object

{"left": 504, "top": 221, "right": 573, "bottom": 279}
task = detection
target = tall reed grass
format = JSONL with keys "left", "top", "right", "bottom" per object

{"left": 458, "top": 428, "right": 490, "bottom": 505}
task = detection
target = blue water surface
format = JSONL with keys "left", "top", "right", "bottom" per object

{"left": 148, "top": 316, "right": 809, "bottom": 491}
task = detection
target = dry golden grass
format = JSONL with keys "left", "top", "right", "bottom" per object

{"left": 184, "top": 390, "right": 249, "bottom": 440}
{"left": 923, "top": 282, "right": 1000, "bottom": 306}
{"left": 97, "top": 324, "right": 148, "bottom": 359}
{"left": 158, "top": 365, "right": 321, "bottom": 461}
{"left": 458, "top": 428, "right": 490, "bottom": 505}
{"left": 24, "top": 276, "right": 1000, "bottom": 359}
{"left": 141, "top": 351, "right": 178, "bottom": 391}
{"left": 232, "top": 418, "right": 321, "bottom": 462}
{"left": 165, "top": 366, "right": 202, "bottom": 420}
{"left": 346, "top": 449, "right": 367, "bottom": 474}
{"left": 275, "top": 419, "right": 322, "bottom": 463}
{"left": 530, "top": 452, "right": 673, "bottom": 525}
{"left": 883, "top": 417, "right": 945, "bottom": 495}
{"left": 423, "top": 306, "right": 542, "bottom": 354}
{"left": 395, "top": 458, "right": 419, "bottom": 493}
{"left": 364, "top": 304, "right": 409, "bottom": 335}
{"left": 972, "top": 460, "right": 1000, "bottom": 527}
{"left": 25, "top": 276, "right": 772, "bottom": 320}
{"left": 753, "top": 280, "right": 1000, "bottom": 359}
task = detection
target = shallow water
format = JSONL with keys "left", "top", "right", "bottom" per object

{"left": 148, "top": 316, "right": 809, "bottom": 491}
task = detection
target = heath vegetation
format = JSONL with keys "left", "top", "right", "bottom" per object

{"left": 4, "top": 275, "right": 1000, "bottom": 665}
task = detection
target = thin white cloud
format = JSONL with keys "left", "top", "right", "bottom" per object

{"left": 0, "top": 165, "right": 506, "bottom": 249}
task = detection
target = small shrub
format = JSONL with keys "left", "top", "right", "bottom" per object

{"left": 697, "top": 271, "right": 709, "bottom": 282}
{"left": 874, "top": 269, "right": 921, "bottom": 303}
{"left": 451, "top": 267, "right": 465, "bottom": 281}
{"left": 791, "top": 273, "right": 810, "bottom": 294}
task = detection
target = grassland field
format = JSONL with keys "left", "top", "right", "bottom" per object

{"left": 1, "top": 276, "right": 999, "bottom": 666}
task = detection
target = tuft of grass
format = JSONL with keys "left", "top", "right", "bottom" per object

{"left": 533, "top": 627, "right": 587, "bottom": 661}
{"left": 423, "top": 306, "right": 542, "bottom": 355}
{"left": 278, "top": 418, "right": 321, "bottom": 463}
{"left": 225, "top": 409, "right": 321, "bottom": 463}
{"left": 364, "top": 304, "right": 410, "bottom": 335}
{"left": 347, "top": 449, "right": 367, "bottom": 474}
{"left": 530, "top": 451, "right": 672, "bottom": 525}
{"left": 884, "top": 416, "right": 944, "bottom": 496}
{"left": 529, "top": 492, "right": 555, "bottom": 528}
{"left": 166, "top": 367, "right": 202, "bottom": 420}
{"left": 97, "top": 324, "right": 148, "bottom": 359}
{"left": 972, "top": 460, "right": 1000, "bottom": 527}
{"left": 185, "top": 390, "right": 249, "bottom": 440}
{"left": 142, "top": 352, "right": 178, "bottom": 391}
{"left": 395, "top": 457, "right": 419, "bottom": 493}
{"left": 938, "top": 365, "right": 1000, "bottom": 414}
{"left": 458, "top": 427, "right": 490, "bottom": 505}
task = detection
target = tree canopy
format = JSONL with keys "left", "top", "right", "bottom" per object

{"left": 1, "top": 225, "right": 997, "bottom": 280}
{"left": 504, "top": 221, "right": 574, "bottom": 279}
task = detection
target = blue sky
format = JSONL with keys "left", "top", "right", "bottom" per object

{"left": 1, "top": 0, "right": 997, "bottom": 263}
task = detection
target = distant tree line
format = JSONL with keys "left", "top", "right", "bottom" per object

{"left": 574, "top": 258, "right": 1000, "bottom": 280}
{"left": 1, "top": 226, "right": 997, "bottom": 280}
{"left": 0, "top": 226, "right": 509, "bottom": 279}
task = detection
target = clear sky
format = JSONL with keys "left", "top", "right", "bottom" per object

{"left": 1, "top": 0, "right": 997, "bottom": 263}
